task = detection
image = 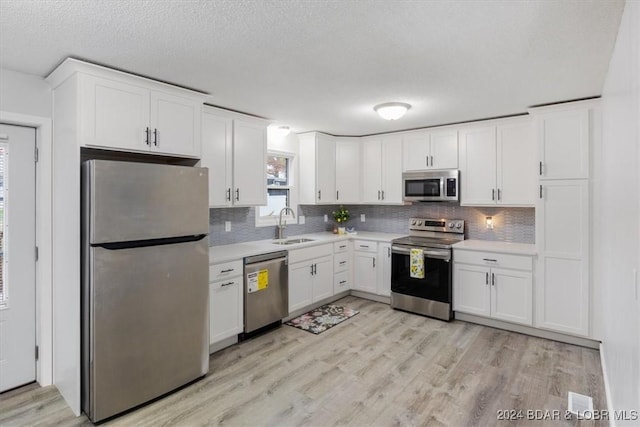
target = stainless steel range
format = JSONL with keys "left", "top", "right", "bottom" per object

{"left": 390, "top": 218, "right": 465, "bottom": 321}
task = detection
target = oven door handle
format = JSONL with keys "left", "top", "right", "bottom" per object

{"left": 391, "top": 246, "right": 451, "bottom": 261}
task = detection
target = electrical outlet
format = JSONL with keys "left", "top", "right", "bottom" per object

{"left": 360, "top": 214, "right": 366, "bottom": 222}
{"left": 324, "top": 214, "right": 328, "bottom": 222}
{"left": 225, "top": 221, "right": 231, "bottom": 232}
{"left": 299, "top": 215, "right": 305, "bottom": 225}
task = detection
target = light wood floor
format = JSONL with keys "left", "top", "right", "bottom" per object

{"left": 1, "top": 296, "right": 606, "bottom": 426}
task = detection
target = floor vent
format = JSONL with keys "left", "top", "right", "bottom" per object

{"left": 568, "top": 391, "right": 594, "bottom": 418}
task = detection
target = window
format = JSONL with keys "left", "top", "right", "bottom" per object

{"left": 256, "top": 152, "right": 296, "bottom": 226}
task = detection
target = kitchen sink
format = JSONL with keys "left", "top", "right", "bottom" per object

{"left": 272, "top": 238, "right": 315, "bottom": 245}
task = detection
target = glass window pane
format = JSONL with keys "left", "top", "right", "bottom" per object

{"left": 259, "top": 189, "right": 289, "bottom": 217}
{"left": 267, "top": 156, "right": 288, "bottom": 186}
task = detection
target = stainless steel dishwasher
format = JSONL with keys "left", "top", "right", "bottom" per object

{"left": 244, "top": 251, "right": 289, "bottom": 334}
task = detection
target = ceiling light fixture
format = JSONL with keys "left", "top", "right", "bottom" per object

{"left": 374, "top": 102, "right": 411, "bottom": 120}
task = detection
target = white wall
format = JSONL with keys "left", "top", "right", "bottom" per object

{"left": 596, "top": 1, "right": 640, "bottom": 422}
{"left": 0, "top": 68, "right": 51, "bottom": 118}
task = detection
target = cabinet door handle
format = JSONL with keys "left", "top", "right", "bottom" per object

{"left": 339, "top": 261, "right": 346, "bottom": 265}
{"left": 360, "top": 244, "right": 369, "bottom": 248}
{"left": 497, "top": 189, "right": 501, "bottom": 201}
{"left": 336, "top": 190, "right": 339, "bottom": 200}
{"left": 426, "top": 156, "right": 429, "bottom": 167}
{"left": 388, "top": 247, "right": 391, "bottom": 257}
{"left": 339, "top": 280, "right": 347, "bottom": 285}
{"left": 491, "top": 273, "right": 495, "bottom": 286}
{"left": 430, "top": 155, "right": 434, "bottom": 167}
{"left": 153, "top": 128, "right": 158, "bottom": 146}
{"left": 220, "top": 268, "right": 234, "bottom": 273}
{"left": 310, "top": 264, "right": 314, "bottom": 276}
{"left": 381, "top": 190, "right": 385, "bottom": 200}
{"left": 539, "top": 185, "right": 543, "bottom": 199}
{"left": 482, "top": 258, "right": 497, "bottom": 263}
{"left": 145, "top": 127, "right": 150, "bottom": 145}
{"left": 339, "top": 245, "right": 347, "bottom": 249}
{"left": 377, "top": 190, "right": 381, "bottom": 200}
{"left": 539, "top": 161, "right": 543, "bottom": 176}
{"left": 318, "top": 190, "right": 321, "bottom": 200}
{"left": 485, "top": 272, "right": 489, "bottom": 285}
{"left": 226, "top": 188, "right": 231, "bottom": 202}
{"left": 235, "top": 188, "right": 240, "bottom": 201}
{"left": 372, "top": 258, "right": 376, "bottom": 268}
{"left": 492, "top": 189, "right": 495, "bottom": 201}
{"left": 314, "top": 264, "right": 317, "bottom": 275}
{"left": 221, "top": 281, "right": 235, "bottom": 287}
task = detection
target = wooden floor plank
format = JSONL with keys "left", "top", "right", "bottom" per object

{"left": 0, "top": 296, "right": 607, "bottom": 426}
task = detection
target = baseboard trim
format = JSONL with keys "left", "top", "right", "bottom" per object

{"left": 455, "top": 312, "right": 600, "bottom": 349}
{"left": 599, "top": 343, "right": 616, "bottom": 427}
{"left": 349, "top": 290, "right": 391, "bottom": 304}
{"left": 209, "top": 335, "right": 238, "bottom": 354}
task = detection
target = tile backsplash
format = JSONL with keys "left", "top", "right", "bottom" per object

{"left": 209, "top": 204, "right": 534, "bottom": 246}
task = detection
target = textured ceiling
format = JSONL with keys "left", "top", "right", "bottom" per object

{"left": 0, "top": 0, "right": 625, "bottom": 136}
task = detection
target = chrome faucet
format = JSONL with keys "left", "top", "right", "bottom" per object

{"left": 278, "top": 207, "right": 296, "bottom": 240}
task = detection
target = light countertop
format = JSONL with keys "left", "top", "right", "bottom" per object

{"left": 453, "top": 239, "right": 537, "bottom": 256}
{"left": 209, "top": 231, "right": 406, "bottom": 264}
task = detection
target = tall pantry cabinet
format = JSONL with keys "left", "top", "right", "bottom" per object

{"left": 531, "top": 100, "right": 599, "bottom": 338}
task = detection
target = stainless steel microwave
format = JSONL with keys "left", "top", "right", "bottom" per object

{"left": 402, "top": 170, "right": 459, "bottom": 202}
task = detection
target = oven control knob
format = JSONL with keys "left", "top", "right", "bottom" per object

{"left": 456, "top": 222, "right": 463, "bottom": 229}
{"left": 411, "top": 220, "right": 416, "bottom": 225}
{"left": 448, "top": 222, "right": 454, "bottom": 228}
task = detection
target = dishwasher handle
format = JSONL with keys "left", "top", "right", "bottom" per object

{"left": 244, "top": 250, "right": 288, "bottom": 265}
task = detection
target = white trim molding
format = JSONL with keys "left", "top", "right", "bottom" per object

{"left": 0, "top": 111, "right": 53, "bottom": 387}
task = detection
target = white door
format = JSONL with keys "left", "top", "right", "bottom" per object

{"left": 430, "top": 130, "right": 459, "bottom": 169}
{"left": 381, "top": 135, "right": 403, "bottom": 203}
{"left": 353, "top": 252, "right": 377, "bottom": 293}
{"left": 361, "top": 139, "right": 382, "bottom": 203}
{"left": 335, "top": 139, "right": 361, "bottom": 203}
{"left": 150, "top": 91, "right": 201, "bottom": 157}
{"left": 497, "top": 122, "right": 536, "bottom": 206}
{"left": 402, "top": 131, "right": 429, "bottom": 171}
{"left": 312, "top": 256, "right": 334, "bottom": 302}
{"left": 209, "top": 277, "right": 243, "bottom": 345}
{"left": 288, "top": 262, "right": 313, "bottom": 312}
{"left": 377, "top": 243, "right": 392, "bottom": 297}
{"left": 459, "top": 126, "right": 497, "bottom": 205}
{"left": 452, "top": 264, "right": 490, "bottom": 317}
{"left": 315, "top": 134, "right": 336, "bottom": 204}
{"left": 201, "top": 112, "right": 233, "bottom": 207}
{"left": 0, "top": 124, "right": 36, "bottom": 392}
{"left": 233, "top": 118, "right": 267, "bottom": 206}
{"left": 80, "top": 74, "right": 151, "bottom": 152}
{"left": 491, "top": 268, "right": 533, "bottom": 326}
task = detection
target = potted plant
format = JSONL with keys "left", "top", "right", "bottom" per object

{"left": 332, "top": 205, "right": 350, "bottom": 234}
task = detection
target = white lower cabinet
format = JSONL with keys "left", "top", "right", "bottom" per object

{"left": 333, "top": 241, "right": 352, "bottom": 293}
{"left": 453, "top": 250, "right": 533, "bottom": 326}
{"left": 288, "top": 244, "right": 334, "bottom": 313}
{"left": 209, "top": 260, "right": 243, "bottom": 346}
{"left": 352, "top": 240, "right": 392, "bottom": 297}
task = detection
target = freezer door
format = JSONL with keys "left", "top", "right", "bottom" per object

{"left": 85, "top": 160, "right": 209, "bottom": 244}
{"left": 86, "top": 237, "right": 209, "bottom": 423}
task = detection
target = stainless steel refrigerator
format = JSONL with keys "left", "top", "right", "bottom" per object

{"left": 81, "top": 160, "right": 209, "bottom": 423}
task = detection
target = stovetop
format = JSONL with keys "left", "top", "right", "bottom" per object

{"left": 392, "top": 235, "right": 461, "bottom": 249}
{"left": 392, "top": 217, "right": 465, "bottom": 249}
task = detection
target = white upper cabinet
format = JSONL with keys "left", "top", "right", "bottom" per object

{"left": 497, "top": 121, "right": 536, "bottom": 205}
{"left": 335, "top": 138, "right": 361, "bottom": 204}
{"left": 150, "top": 91, "right": 201, "bottom": 157}
{"left": 403, "top": 129, "right": 458, "bottom": 171}
{"left": 72, "top": 70, "right": 202, "bottom": 158}
{"left": 459, "top": 125, "right": 497, "bottom": 205}
{"left": 459, "top": 118, "right": 535, "bottom": 206}
{"left": 299, "top": 132, "right": 337, "bottom": 204}
{"left": 200, "top": 107, "right": 268, "bottom": 207}
{"left": 362, "top": 135, "right": 403, "bottom": 204}
{"left": 535, "top": 107, "right": 590, "bottom": 180}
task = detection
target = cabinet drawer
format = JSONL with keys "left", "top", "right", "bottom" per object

{"left": 334, "top": 252, "right": 350, "bottom": 272}
{"left": 210, "top": 277, "right": 242, "bottom": 291}
{"left": 354, "top": 240, "right": 377, "bottom": 253}
{"left": 289, "top": 244, "right": 333, "bottom": 264}
{"left": 334, "top": 270, "right": 350, "bottom": 291}
{"left": 333, "top": 241, "right": 351, "bottom": 253}
{"left": 454, "top": 250, "right": 532, "bottom": 271}
{"left": 209, "top": 259, "right": 243, "bottom": 282}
